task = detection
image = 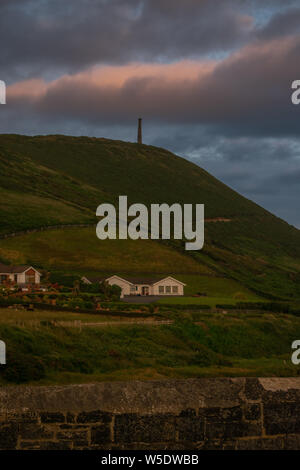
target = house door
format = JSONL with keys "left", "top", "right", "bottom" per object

{"left": 142, "top": 286, "right": 149, "bottom": 296}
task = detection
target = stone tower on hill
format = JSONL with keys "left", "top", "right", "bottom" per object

{"left": 137, "top": 118, "right": 142, "bottom": 144}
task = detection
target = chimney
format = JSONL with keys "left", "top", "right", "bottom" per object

{"left": 137, "top": 118, "right": 142, "bottom": 144}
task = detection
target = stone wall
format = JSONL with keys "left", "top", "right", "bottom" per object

{"left": 1, "top": 378, "right": 300, "bottom": 450}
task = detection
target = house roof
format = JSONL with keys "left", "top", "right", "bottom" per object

{"left": 89, "top": 277, "right": 105, "bottom": 284}
{"left": 0, "top": 264, "right": 41, "bottom": 275}
{"left": 106, "top": 275, "right": 186, "bottom": 286}
{"left": 106, "top": 275, "right": 160, "bottom": 285}
{"left": 82, "top": 274, "right": 186, "bottom": 287}
{"left": 125, "top": 277, "right": 161, "bottom": 285}
{"left": 81, "top": 276, "right": 105, "bottom": 284}
{"left": 105, "top": 275, "right": 133, "bottom": 285}
{"left": 152, "top": 276, "right": 186, "bottom": 286}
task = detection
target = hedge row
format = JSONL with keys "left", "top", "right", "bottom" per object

{"left": 157, "top": 304, "right": 211, "bottom": 310}
{"left": 0, "top": 299, "right": 162, "bottom": 318}
{"left": 216, "top": 301, "right": 300, "bottom": 315}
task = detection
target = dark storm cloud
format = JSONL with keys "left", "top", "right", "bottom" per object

{"left": 145, "top": 123, "right": 300, "bottom": 227}
{"left": 181, "top": 134, "right": 300, "bottom": 228}
{"left": 6, "top": 32, "right": 300, "bottom": 138}
{"left": 1, "top": 0, "right": 300, "bottom": 83}
{"left": 273, "top": 168, "right": 300, "bottom": 186}
{"left": 256, "top": 7, "right": 300, "bottom": 40}
{"left": 207, "top": 138, "right": 300, "bottom": 163}
{"left": 0, "top": 0, "right": 254, "bottom": 82}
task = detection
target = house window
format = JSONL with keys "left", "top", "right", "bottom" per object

{"left": 172, "top": 286, "right": 178, "bottom": 293}
{"left": 130, "top": 286, "right": 136, "bottom": 293}
{"left": 159, "top": 285, "right": 164, "bottom": 294}
{"left": 0, "top": 275, "right": 6, "bottom": 283}
{"left": 166, "top": 286, "right": 171, "bottom": 293}
{"left": 14, "top": 274, "right": 18, "bottom": 283}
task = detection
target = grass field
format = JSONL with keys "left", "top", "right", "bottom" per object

{"left": 158, "top": 296, "right": 257, "bottom": 307}
{"left": 0, "top": 188, "right": 95, "bottom": 235}
{"left": 0, "top": 307, "right": 146, "bottom": 324}
{"left": 0, "top": 307, "right": 299, "bottom": 385}
{"left": 0, "top": 228, "right": 211, "bottom": 275}
{"left": 0, "top": 134, "right": 300, "bottom": 300}
{"left": 0, "top": 228, "right": 267, "bottom": 303}
{"left": 167, "top": 274, "right": 263, "bottom": 300}
{"left": 1, "top": 135, "right": 299, "bottom": 386}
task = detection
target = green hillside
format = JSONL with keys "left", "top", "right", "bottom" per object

{"left": 0, "top": 228, "right": 209, "bottom": 274}
{"left": 0, "top": 134, "right": 300, "bottom": 300}
{"left": 0, "top": 309, "right": 299, "bottom": 384}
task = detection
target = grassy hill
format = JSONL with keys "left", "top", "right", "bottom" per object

{"left": 0, "top": 227, "right": 262, "bottom": 303}
{"left": 0, "top": 134, "right": 300, "bottom": 300}
{"left": 0, "top": 308, "right": 299, "bottom": 384}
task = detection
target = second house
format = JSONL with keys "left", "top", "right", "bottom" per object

{"left": 82, "top": 275, "right": 186, "bottom": 298}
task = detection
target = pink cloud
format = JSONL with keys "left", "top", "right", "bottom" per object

{"left": 6, "top": 35, "right": 300, "bottom": 125}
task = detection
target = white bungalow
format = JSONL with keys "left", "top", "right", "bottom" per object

{"left": 0, "top": 264, "right": 41, "bottom": 286}
{"left": 82, "top": 275, "right": 185, "bottom": 298}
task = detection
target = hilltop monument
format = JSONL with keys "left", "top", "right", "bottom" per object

{"left": 137, "top": 118, "right": 142, "bottom": 144}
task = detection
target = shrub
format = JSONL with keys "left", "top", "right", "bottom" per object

{"left": 49, "top": 272, "right": 80, "bottom": 287}
{"left": 2, "top": 352, "right": 46, "bottom": 383}
{"left": 233, "top": 292, "right": 247, "bottom": 300}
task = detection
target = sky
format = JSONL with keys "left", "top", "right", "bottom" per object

{"left": 1, "top": 0, "right": 300, "bottom": 227}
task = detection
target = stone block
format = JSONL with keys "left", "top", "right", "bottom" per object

{"left": 176, "top": 413, "right": 204, "bottom": 442}
{"left": 264, "top": 402, "right": 300, "bottom": 435}
{"left": 18, "top": 423, "right": 54, "bottom": 440}
{"left": 114, "top": 413, "right": 176, "bottom": 443}
{"left": 244, "top": 403, "right": 261, "bottom": 421}
{"left": 90, "top": 424, "right": 111, "bottom": 444}
{"left": 237, "top": 437, "right": 283, "bottom": 450}
{"left": 0, "top": 423, "right": 18, "bottom": 450}
{"left": 77, "top": 410, "right": 112, "bottom": 424}
{"left": 40, "top": 412, "right": 65, "bottom": 423}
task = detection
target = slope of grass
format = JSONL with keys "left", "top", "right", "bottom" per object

{"left": 169, "top": 274, "right": 262, "bottom": 299}
{"left": 0, "top": 188, "right": 94, "bottom": 234}
{"left": 0, "top": 227, "right": 211, "bottom": 275}
{"left": 0, "top": 134, "right": 264, "bottom": 215}
{"left": 158, "top": 296, "right": 258, "bottom": 307}
{"left": 0, "top": 227, "right": 264, "bottom": 301}
{"left": 0, "top": 308, "right": 130, "bottom": 324}
{"left": 0, "top": 134, "right": 299, "bottom": 299}
{"left": 0, "top": 146, "right": 104, "bottom": 234}
{"left": 0, "top": 310, "right": 299, "bottom": 385}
